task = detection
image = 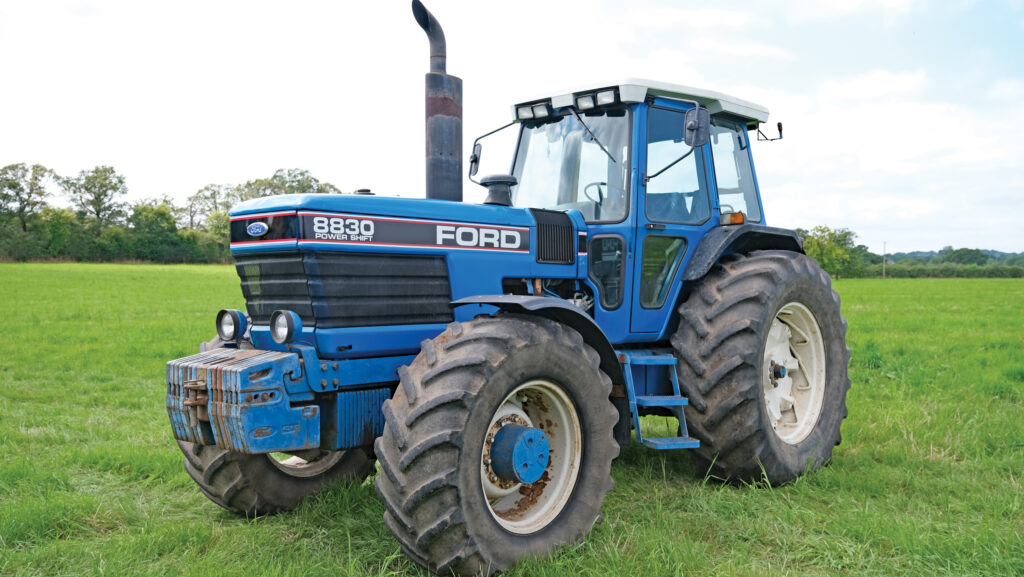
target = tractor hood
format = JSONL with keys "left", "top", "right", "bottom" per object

{"left": 227, "top": 194, "right": 554, "bottom": 256}
{"left": 231, "top": 194, "right": 536, "bottom": 228}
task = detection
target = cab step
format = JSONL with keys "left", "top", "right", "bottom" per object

{"left": 635, "top": 395, "right": 689, "bottom": 407}
{"left": 617, "top": 348, "right": 699, "bottom": 451}
{"left": 640, "top": 436, "right": 700, "bottom": 450}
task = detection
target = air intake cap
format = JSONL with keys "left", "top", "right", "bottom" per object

{"left": 480, "top": 174, "right": 517, "bottom": 207}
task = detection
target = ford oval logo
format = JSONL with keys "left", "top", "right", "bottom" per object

{"left": 246, "top": 222, "right": 269, "bottom": 237}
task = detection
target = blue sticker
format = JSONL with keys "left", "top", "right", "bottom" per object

{"left": 246, "top": 221, "right": 270, "bottom": 237}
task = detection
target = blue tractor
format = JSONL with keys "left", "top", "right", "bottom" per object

{"left": 166, "top": 2, "right": 850, "bottom": 574}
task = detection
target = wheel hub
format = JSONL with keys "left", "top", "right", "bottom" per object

{"left": 489, "top": 425, "right": 550, "bottom": 485}
{"left": 762, "top": 301, "right": 827, "bottom": 444}
{"left": 480, "top": 380, "right": 582, "bottom": 534}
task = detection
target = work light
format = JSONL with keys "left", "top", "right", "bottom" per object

{"left": 575, "top": 95, "right": 595, "bottom": 110}
{"left": 270, "top": 310, "right": 302, "bottom": 345}
{"left": 596, "top": 89, "right": 616, "bottom": 105}
{"left": 216, "top": 309, "right": 247, "bottom": 341}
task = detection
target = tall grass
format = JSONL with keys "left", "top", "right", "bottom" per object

{"left": 1, "top": 265, "right": 1021, "bottom": 576}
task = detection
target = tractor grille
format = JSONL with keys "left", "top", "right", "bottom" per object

{"left": 234, "top": 251, "right": 454, "bottom": 328}
{"left": 530, "top": 209, "right": 575, "bottom": 265}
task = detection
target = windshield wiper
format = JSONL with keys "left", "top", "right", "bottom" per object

{"left": 568, "top": 108, "right": 616, "bottom": 164}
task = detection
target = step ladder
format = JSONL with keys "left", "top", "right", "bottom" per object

{"left": 618, "top": 350, "right": 699, "bottom": 450}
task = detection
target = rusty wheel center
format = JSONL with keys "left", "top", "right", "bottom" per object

{"left": 480, "top": 379, "right": 582, "bottom": 535}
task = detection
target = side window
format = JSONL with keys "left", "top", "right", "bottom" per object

{"left": 710, "top": 118, "right": 762, "bottom": 222}
{"left": 639, "top": 236, "right": 687, "bottom": 308}
{"left": 588, "top": 236, "right": 625, "bottom": 309}
{"left": 645, "top": 107, "right": 710, "bottom": 224}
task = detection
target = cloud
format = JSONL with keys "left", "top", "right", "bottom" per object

{"left": 986, "top": 78, "right": 1024, "bottom": 100}
{"left": 818, "top": 69, "right": 927, "bottom": 101}
{"left": 751, "top": 66, "right": 1024, "bottom": 252}
{"left": 782, "top": 0, "right": 917, "bottom": 22}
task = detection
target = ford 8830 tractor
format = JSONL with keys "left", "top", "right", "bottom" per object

{"left": 165, "top": 2, "right": 850, "bottom": 575}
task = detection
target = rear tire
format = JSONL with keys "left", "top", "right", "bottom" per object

{"left": 374, "top": 315, "right": 619, "bottom": 576}
{"left": 178, "top": 442, "right": 375, "bottom": 516}
{"left": 672, "top": 250, "right": 850, "bottom": 485}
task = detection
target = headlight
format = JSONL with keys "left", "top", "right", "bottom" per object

{"left": 216, "top": 309, "right": 247, "bottom": 341}
{"left": 270, "top": 310, "right": 302, "bottom": 345}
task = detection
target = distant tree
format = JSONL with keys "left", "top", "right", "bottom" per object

{"left": 128, "top": 201, "right": 182, "bottom": 262}
{"left": 234, "top": 168, "right": 342, "bottom": 202}
{"left": 0, "top": 163, "right": 55, "bottom": 232}
{"left": 182, "top": 184, "right": 232, "bottom": 230}
{"left": 944, "top": 247, "right": 988, "bottom": 266}
{"left": 39, "top": 207, "right": 78, "bottom": 258}
{"left": 797, "top": 225, "right": 859, "bottom": 277}
{"left": 62, "top": 166, "right": 128, "bottom": 231}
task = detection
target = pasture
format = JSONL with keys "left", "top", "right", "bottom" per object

{"left": 0, "top": 263, "right": 1021, "bottom": 576}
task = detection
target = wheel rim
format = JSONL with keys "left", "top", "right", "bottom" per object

{"left": 480, "top": 379, "right": 582, "bottom": 534}
{"left": 762, "top": 301, "right": 826, "bottom": 444}
{"left": 268, "top": 450, "right": 345, "bottom": 478}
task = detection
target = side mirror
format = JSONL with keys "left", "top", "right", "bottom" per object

{"left": 468, "top": 142, "right": 482, "bottom": 179}
{"left": 683, "top": 107, "right": 710, "bottom": 147}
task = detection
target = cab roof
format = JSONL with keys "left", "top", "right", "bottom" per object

{"left": 515, "top": 78, "right": 770, "bottom": 126}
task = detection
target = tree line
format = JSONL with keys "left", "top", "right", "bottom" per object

{"left": 0, "top": 164, "right": 346, "bottom": 263}
{"left": 798, "top": 226, "right": 1024, "bottom": 279}
{"left": 2, "top": 166, "right": 1020, "bottom": 276}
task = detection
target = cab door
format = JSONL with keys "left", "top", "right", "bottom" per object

{"left": 629, "top": 99, "right": 717, "bottom": 335}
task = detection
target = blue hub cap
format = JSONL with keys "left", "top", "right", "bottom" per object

{"left": 489, "top": 424, "right": 550, "bottom": 485}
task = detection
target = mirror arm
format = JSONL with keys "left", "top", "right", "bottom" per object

{"left": 757, "top": 121, "right": 784, "bottom": 142}
{"left": 644, "top": 146, "right": 696, "bottom": 184}
{"left": 468, "top": 121, "right": 516, "bottom": 184}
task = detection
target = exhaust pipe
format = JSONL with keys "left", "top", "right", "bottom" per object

{"left": 412, "top": 0, "right": 462, "bottom": 202}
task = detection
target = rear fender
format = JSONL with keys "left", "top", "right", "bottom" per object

{"left": 683, "top": 224, "right": 803, "bottom": 282}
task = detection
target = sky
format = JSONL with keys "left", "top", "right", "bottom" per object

{"left": 2, "top": 0, "right": 1023, "bottom": 254}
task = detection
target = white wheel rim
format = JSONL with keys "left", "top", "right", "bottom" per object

{"left": 480, "top": 380, "right": 582, "bottom": 534}
{"left": 268, "top": 450, "right": 345, "bottom": 478}
{"left": 762, "top": 301, "right": 826, "bottom": 444}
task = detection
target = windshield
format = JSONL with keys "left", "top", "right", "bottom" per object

{"left": 511, "top": 111, "right": 631, "bottom": 222}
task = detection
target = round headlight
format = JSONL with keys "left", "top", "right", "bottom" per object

{"left": 216, "top": 309, "right": 247, "bottom": 341}
{"left": 270, "top": 310, "right": 301, "bottom": 345}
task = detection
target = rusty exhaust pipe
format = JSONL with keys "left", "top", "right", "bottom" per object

{"left": 412, "top": 0, "right": 462, "bottom": 202}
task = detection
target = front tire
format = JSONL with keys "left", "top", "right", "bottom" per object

{"left": 374, "top": 315, "right": 619, "bottom": 576}
{"left": 178, "top": 442, "right": 375, "bottom": 516}
{"left": 672, "top": 250, "right": 851, "bottom": 485}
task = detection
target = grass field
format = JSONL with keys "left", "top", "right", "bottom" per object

{"left": 1, "top": 263, "right": 1022, "bottom": 576}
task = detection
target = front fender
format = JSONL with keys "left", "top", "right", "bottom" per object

{"left": 452, "top": 295, "right": 624, "bottom": 385}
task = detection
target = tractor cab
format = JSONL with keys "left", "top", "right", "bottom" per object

{"left": 474, "top": 80, "right": 773, "bottom": 341}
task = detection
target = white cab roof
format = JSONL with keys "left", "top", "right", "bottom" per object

{"left": 517, "top": 78, "right": 770, "bottom": 125}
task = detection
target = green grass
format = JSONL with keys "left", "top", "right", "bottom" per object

{"left": 1, "top": 264, "right": 1021, "bottom": 576}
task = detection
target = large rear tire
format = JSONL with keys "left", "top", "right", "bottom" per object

{"left": 374, "top": 315, "right": 619, "bottom": 576}
{"left": 178, "top": 441, "right": 375, "bottom": 516}
{"left": 672, "top": 250, "right": 851, "bottom": 485}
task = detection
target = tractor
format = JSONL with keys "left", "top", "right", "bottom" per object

{"left": 165, "top": 2, "right": 850, "bottom": 574}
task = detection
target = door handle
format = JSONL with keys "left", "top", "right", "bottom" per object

{"left": 645, "top": 223, "right": 666, "bottom": 230}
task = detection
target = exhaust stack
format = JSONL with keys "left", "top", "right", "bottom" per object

{"left": 412, "top": 0, "right": 462, "bottom": 202}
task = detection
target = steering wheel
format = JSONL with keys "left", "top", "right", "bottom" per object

{"left": 583, "top": 181, "right": 606, "bottom": 204}
{"left": 720, "top": 204, "right": 736, "bottom": 213}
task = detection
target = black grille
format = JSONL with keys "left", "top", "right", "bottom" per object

{"left": 235, "top": 251, "right": 453, "bottom": 328}
{"left": 530, "top": 209, "right": 575, "bottom": 265}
